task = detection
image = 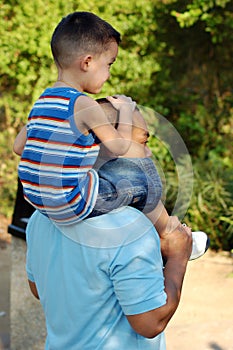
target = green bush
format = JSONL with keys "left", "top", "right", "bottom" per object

{"left": 155, "top": 152, "right": 233, "bottom": 252}
{"left": 186, "top": 162, "right": 233, "bottom": 251}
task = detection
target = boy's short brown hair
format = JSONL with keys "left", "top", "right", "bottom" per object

{"left": 51, "top": 12, "right": 121, "bottom": 68}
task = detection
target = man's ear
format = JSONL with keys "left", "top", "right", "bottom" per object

{"left": 80, "top": 55, "right": 93, "bottom": 71}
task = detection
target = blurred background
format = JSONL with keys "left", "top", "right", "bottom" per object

{"left": 0, "top": 1, "right": 232, "bottom": 349}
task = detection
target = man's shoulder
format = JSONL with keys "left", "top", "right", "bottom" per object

{"left": 56, "top": 207, "right": 156, "bottom": 248}
{"left": 26, "top": 207, "right": 158, "bottom": 250}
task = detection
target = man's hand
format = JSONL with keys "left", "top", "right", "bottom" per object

{"left": 160, "top": 216, "right": 192, "bottom": 262}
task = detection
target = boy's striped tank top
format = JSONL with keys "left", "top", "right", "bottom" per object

{"left": 18, "top": 87, "right": 99, "bottom": 225}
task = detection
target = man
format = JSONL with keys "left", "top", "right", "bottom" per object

{"left": 26, "top": 206, "right": 192, "bottom": 349}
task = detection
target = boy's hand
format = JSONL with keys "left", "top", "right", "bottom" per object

{"left": 106, "top": 95, "right": 136, "bottom": 112}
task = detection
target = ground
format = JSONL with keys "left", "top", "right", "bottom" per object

{"left": 165, "top": 250, "right": 233, "bottom": 350}
{"left": 0, "top": 216, "right": 11, "bottom": 350}
{"left": 0, "top": 215, "right": 232, "bottom": 350}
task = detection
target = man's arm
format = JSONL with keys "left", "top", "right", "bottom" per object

{"left": 126, "top": 222, "right": 192, "bottom": 338}
{"left": 28, "top": 280, "right": 40, "bottom": 300}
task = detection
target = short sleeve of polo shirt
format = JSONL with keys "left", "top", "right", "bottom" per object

{"left": 109, "top": 225, "right": 167, "bottom": 316}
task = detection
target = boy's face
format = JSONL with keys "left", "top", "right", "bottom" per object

{"left": 84, "top": 41, "right": 118, "bottom": 94}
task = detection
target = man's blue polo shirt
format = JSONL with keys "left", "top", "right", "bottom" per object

{"left": 26, "top": 207, "right": 167, "bottom": 349}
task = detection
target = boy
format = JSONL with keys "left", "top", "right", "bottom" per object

{"left": 17, "top": 12, "right": 136, "bottom": 225}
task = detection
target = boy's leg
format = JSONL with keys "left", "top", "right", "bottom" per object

{"left": 88, "top": 157, "right": 162, "bottom": 218}
{"left": 147, "top": 202, "right": 210, "bottom": 261}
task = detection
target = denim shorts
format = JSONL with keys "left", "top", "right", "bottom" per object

{"left": 87, "top": 157, "right": 162, "bottom": 218}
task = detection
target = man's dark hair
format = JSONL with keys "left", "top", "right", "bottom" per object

{"left": 97, "top": 98, "right": 140, "bottom": 128}
{"left": 51, "top": 12, "right": 121, "bottom": 68}
{"left": 96, "top": 98, "right": 119, "bottom": 127}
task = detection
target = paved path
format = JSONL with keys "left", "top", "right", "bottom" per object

{"left": 166, "top": 250, "right": 233, "bottom": 350}
{"left": 0, "top": 241, "right": 10, "bottom": 350}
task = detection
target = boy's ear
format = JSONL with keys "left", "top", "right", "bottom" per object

{"left": 80, "top": 55, "right": 93, "bottom": 71}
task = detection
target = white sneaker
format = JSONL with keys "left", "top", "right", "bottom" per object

{"left": 190, "top": 231, "right": 210, "bottom": 261}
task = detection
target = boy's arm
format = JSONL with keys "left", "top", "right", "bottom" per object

{"left": 13, "top": 125, "right": 27, "bottom": 156}
{"left": 74, "top": 95, "right": 134, "bottom": 156}
{"left": 106, "top": 95, "right": 136, "bottom": 141}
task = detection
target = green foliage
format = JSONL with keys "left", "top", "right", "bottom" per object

{"left": 171, "top": 0, "right": 233, "bottom": 44}
{"left": 149, "top": 134, "right": 233, "bottom": 251}
{"left": 0, "top": 0, "right": 232, "bottom": 250}
{"left": 184, "top": 162, "right": 233, "bottom": 251}
{"left": 0, "top": 130, "right": 18, "bottom": 217}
